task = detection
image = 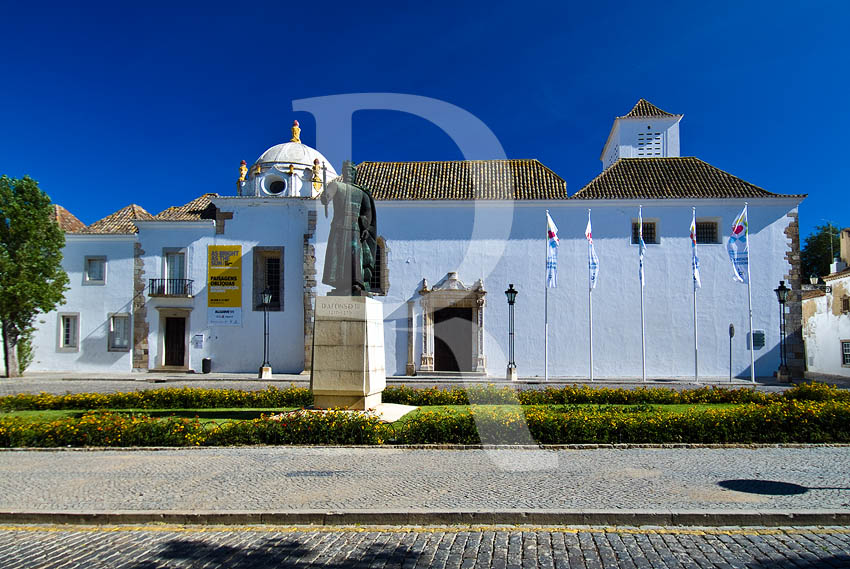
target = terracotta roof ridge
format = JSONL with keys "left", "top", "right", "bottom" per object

{"left": 357, "top": 158, "right": 541, "bottom": 166}
{"left": 618, "top": 98, "right": 681, "bottom": 119}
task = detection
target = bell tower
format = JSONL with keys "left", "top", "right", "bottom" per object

{"left": 600, "top": 99, "right": 683, "bottom": 170}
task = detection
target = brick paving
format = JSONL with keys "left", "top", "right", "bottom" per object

{"left": 0, "top": 447, "right": 849, "bottom": 515}
{"left": 1, "top": 525, "right": 849, "bottom": 568}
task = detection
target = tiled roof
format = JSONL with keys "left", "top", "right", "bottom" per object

{"left": 619, "top": 99, "right": 680, "bottom": 119}
{"left": 572, "top": 158, "right": 807, "bottom": 200}
{"left": 51, "top": 205, "right": 86, "bottom": 233}
{"left": 802, "top": 289, "right": 826, "bottom": 300}
{"left": 79, "top": 204, "right": 154, "bottom": 234}
{"left": 354, "top": 160, "right": 567, "bottom": 200}
{"left": 156, "top": 193, "right": 218, "bottom": 220}
{"left": 823, "top": 267, "right": 850, "bottom": 282}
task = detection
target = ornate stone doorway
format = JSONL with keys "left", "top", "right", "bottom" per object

{"left": 418, "top": 272, "right": 486, "bottom": 374}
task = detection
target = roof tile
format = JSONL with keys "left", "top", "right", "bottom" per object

{"left": 572, "top": 158, "right": 806, "bottom": 200}
{"left": 354, "top": 160, "right": 567, "bottom": 200}
{"left": 51, "top": 205, "right": 86, "bottom": 233}
{"left": 619, "top": 98, "right": 680, "bottom": 119}
{"left": 156, "top": 193, "right": 218, "bottom": 220}
{"left": 79, "top": 204, "right": 154, "bottom": 234}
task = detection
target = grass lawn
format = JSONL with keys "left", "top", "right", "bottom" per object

{"left": 1, "top": 403, "right": 744, "bottom": 426}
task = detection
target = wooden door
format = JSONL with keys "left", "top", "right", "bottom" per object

{"left": 164, "top": 317, "right": 185, "bottom": 366}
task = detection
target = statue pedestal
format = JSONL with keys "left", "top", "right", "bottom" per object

{"left": 310, "top": 296, "right": 386, "bottom": 410}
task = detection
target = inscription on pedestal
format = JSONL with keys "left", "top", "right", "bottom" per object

{"left": 311, "top": 296, "right": 386, "bottom": 410}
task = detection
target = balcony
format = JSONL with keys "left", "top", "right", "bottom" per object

{"left": 149, "top": 279, "right": 193, "bottom": 297}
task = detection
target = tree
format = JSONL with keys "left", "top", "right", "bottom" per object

{"left": 0, "top": 175, "right": 69, "bottom": 377}
{"left": 801, "top": 223, "right": 841, "bottom": 280}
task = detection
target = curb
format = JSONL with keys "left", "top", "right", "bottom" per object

{"left": 1, "top": 510, "right": 848, "bottom": 527}
{"left": 2, "top": 443, "right": 850, "bottom": 452}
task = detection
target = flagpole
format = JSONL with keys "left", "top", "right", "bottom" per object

{"left": 588, "top": 209, "right": 594, "bottom": 383}
{"left": 745, "top": 203, "right": 755, "bottom": 384}
{"left": 639, "top": 205, "right": 646, "bottom": 383}
{"left": 693, "top": 207, "right": 699, "bottom": 384}
{"left": 544, "top": 210, "right": 549, "bottom": 383}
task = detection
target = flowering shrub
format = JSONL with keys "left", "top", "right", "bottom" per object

{"left": 0, "top": 385, "right": 312, "bottom": 411}
{"left": 384, "top": 382, "right": 848, "bottom": 407}
{"left": 1, "top": 400, "right": 848, "bottom": 447}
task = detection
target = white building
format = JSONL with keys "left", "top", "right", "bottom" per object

{"left": 28, "top": 100, "right": 807, "bottom": 380}
{"left": 803, "top": 229, "right": 850, "bottom": 377}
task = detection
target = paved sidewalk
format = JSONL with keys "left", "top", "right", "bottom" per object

{"left": 2, "top": 371, "right": 835, "bottom": 397}
{"left": 1, "top": 446, "right": 849, "bottom": 526}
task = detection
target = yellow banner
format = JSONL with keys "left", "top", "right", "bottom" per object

{"left": 207, "top": 246, "right": 242, "bottom": 326}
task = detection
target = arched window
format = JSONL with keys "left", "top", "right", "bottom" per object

{"left": 368, "top": 237, "right": 389, "bottom": 295}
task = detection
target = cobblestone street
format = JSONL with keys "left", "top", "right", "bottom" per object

{"left": 2, "top": 447, "right": 849, "bottom": 516}
{"left": 2, "top": 525, "right": 849, "bottom": 568}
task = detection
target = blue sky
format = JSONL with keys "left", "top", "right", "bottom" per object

{"left": 1, "top": 0, "right": 847, "bottom": 242}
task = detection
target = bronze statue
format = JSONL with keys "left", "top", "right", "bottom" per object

{"left": 320, "top": 161, "right": 377, "bottom": 296}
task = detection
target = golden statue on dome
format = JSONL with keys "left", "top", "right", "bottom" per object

{"left": 238, "top": 160, "right": 248, "bottom": 183}
{"left": 312, "top": 158, "right": 322, "bottom": 193}
{"left": 290, "top": 119, "right": 301, "bottom": 143}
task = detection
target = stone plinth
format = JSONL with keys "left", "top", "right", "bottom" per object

{"left": 310, "top": 296, "right": 386, "bottom": 409}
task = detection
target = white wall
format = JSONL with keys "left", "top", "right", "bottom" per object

{"left": 137, "top": 198, "right": 309, "bottom": 373}
{"left": 334, "top": 198, "right": 799, "bottom": 379}
{"left": 803, "top": 275, "right": 850, "bottom": 376}
{"left": 602, "top": 117, "right": 681, "bottom": 168}
{"left": 30, "top": 235, "right": 136, "bottom": 372}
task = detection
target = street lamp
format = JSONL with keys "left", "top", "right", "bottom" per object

{"left": 774, "top": 280, "right": 790, "bottom": 382}
{"left": 258, "top": 287, "right": 272, "bottom": 379}
{"left": 505, "top": 284, "right": 518, "bottom": 381}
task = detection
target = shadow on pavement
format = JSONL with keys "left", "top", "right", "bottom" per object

{"left": 719, "top": 479, "right": 850, "bottom": 495}
{"left": 123, "top": 536, "right": 413, "bottom": 569}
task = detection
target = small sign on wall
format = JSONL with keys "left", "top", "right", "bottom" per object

{"left": 192, "top": 334, "right": 204, "bottom": 349}
{"left": 747, "top": 330, "right": 766, "bottom": 350}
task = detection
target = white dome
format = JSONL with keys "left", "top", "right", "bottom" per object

{"left": 255, "top": 142, "right": 337, "bottom": 177}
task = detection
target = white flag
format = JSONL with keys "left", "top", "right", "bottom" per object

{"left": 727, "top": 205, "right": 748, "bottom": 283}
{"left": 690, "top": 208, "right": 702, "bottom": 289}
{"left": 638, "top": 206, "right": 646, "bottom": 287}
{"left": 546, "top": 211, "right": 559, "bottom": 288}
{"left": 586, "top": 211, "right": 599, "bottom": 290}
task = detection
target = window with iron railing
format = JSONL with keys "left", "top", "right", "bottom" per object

{"left": 149, "top": 278, "right": 193, "bottom": 297}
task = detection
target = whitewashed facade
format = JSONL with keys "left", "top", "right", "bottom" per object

{"left": 29, "top": 100, "right": 807, "bottom": 379}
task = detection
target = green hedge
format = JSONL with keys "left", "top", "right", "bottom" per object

{"left": 384, "top": 382, "right": 850, "bottom": 407}
{"left": 0, "top": 381, "right": 846, "bottom": 413}
{"left": 2, "top": 400, "right": 849, "bottom": 447}
{"left": 0, "top": 385, "right": 312, "bottom": 411}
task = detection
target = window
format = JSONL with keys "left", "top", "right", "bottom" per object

{"left": 842, "top": 297, "right": 849, "bottom": 313}
{"left": 164, "top": 251, "right": 186, "bottom": 280}
{"left": 109, "top": 314, "right": 131, "bottom": 351}
{"left": 695, "top": 221, "right": 719, "bottom": 244}
{"left": 159, "top": 249, "right": 189, "bottom": 296}
{"left": 842, "top": 341, "right": 850, "bottom": 367}
{"left": 84, "top": 256, "right": 106, "bottom": 284}
{"left": 631, "top": 221, "right": 658, "bottom": 244}
{"left": 368, "top": 237, "right": 389, "bottom": 296}
{"left": 253, "top": 247, "right": 284, "bottom": 311}
{"left": 58, "top": 313, "right": 79, "bottom": 351}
